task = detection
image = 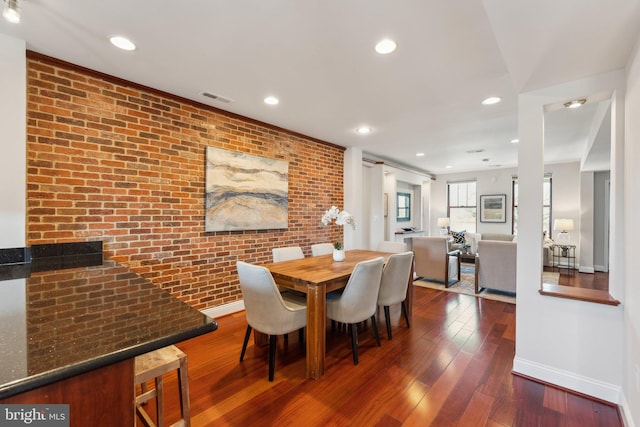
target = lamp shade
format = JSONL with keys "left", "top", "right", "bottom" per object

{"left": 553, "top": 218, "right": 574, "bottom": 232}
{"left": 437, "top": 217, "right": 450, "bottom": 227}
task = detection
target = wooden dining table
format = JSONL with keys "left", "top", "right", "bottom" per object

{"left": 260, "top": 249, "right": 414, "bottom": 379}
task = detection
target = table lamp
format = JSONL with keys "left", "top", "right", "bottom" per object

{"left": 437, "top": 217, "right": 450, "bottom": 237}
{"left": 553, "top": 218, "right": 574, "bottom": 248}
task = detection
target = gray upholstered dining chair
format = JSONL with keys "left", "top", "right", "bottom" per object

{"left": 272, "top": 246, "right": 304, "bottom": 262}
{"left": 326, "top": 257, "right": 385, "bottom": 365}
{"left": 310, "top": 243, "right": 334, "bottom": 256}
{"left": 237, "top": 261, "right": 307, "bottom": 381}
{"left": 376, "top": 241, "right": 407, "bottom": 253}
{"left": 377, "top": 251, "right": 414, "bottom": 340}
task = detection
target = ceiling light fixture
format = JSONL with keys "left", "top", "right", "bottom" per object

{"left": 445, "top": 165, "right": 453, "bottom": 169}
{"left": 109, "top": 36, "right": 136, "bottom": 51}
{"left": 356, "top": 126, "right": 372, "bottom": 135}
{"left": 510, "top": 138, "right": 519, "bottom": 144}
{"left": 375, "top": 39, "right": 397, "bottom": 54}
{"left": 482, "top": 96, "right": 501, "bottom": 105}
{"left": 563, "top": 98, "right": 587, "bottom": 109}
{"left": 264, "top": 96, "right": 279, "bottom": 105}
{"left": 416, "top": 152, "right": 425, "bottom": 157}
{"left": 3, "top": 0, "right": 20, "bottom": 24}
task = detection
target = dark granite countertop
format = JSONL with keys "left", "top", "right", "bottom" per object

{"left": 0, "top": 243, "right": 217, "bottom": 399}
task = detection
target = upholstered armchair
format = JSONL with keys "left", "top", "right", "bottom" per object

{"left": 475, "top": 240, "right": 517, "bottom": 294}
{"left": 412, "top": 237, "right": 460, "bottom": 287}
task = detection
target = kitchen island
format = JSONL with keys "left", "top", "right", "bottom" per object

{"left": 0, "top": 242, "right": 217, "bottom": 425}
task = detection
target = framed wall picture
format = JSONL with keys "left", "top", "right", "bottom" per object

{"left": 480, "top": 194, "right": 506, "bottom": 223}
{"left": 205, "top": 147, "right": 289, "bottom": 231}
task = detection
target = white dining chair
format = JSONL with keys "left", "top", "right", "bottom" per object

{"left": 237, "top": 261, "right": 307, "bottom": 381}
{"left": 310, "top": 243, "right": 334, "bottom": 256}
{"left": 377, "top": 251, "right": 414, "bottom": 340}
{"left": 272, "top": 246, "right": 304, "bottom": 262}
{"left": 326, "top": 257, "right": 384, "bottom": 365}
{"left": 376, "top": 241, "right": 407, "bottom": 253}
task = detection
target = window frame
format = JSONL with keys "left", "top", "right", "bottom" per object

{"left": 396, "top": 192, "right": 411, "bottom": 222}
{"left": 446, "top": 180, "right": 477, "bottom": 233}
{"left": 512, "top": 176, "right": 552, "bottom": 235}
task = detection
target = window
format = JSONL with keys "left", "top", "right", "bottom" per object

{"left": 396, "top": 192, "right": 411, "bottom": 222}
{"left": 447, "top": 181, "right": 476, "bottom": 232}
{"left": 512, "top": 176, "right": 552, "bottom": 235}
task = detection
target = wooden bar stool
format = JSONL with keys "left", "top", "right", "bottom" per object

{"left": 134, "top": 345, "right": 190, "bottom": 427}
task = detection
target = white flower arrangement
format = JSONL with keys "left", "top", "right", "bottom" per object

{"left": 321, "top": 206, "right": 355, "bottom": 251}
{"left": 321, "top": 206, "right": 356, "bottom": 230}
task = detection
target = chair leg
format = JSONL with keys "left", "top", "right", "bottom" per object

{"left": 155, "top": 375, "right": 164, "bottom": 427}
{"left": 383, "top": 306, "right": 392, "bottom": 340}
{"left": 401, "top": 301, "right": 411, "bottom": 328}
{"left": 371, "top": 315, "right": 381, "bottom": 347}
{"left": 268, "top": 335, "right": 277, "bottom": 381}
{"left": 298, "top": 328, "right": 304, "bottom": 350}
{"left": 240, "top": 325, "right": 252, "bottom": 361}
{"left": 350, "top": 324, "right": 359, "bottom": 365}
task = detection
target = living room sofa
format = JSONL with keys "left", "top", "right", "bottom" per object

{"left": 464, "top": 232, "right": 514, "bottom": 254}
{"left": 475, "top": 240, "right": 517, "bottom": 294}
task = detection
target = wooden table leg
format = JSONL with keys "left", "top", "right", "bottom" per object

{"left": 306, "top": 285, "right": 326, "bottom": 379}
{"left": 253, "top": 330, "right": 268, "bottom": 347}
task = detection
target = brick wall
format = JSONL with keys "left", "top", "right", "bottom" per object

{"left": 25, "top": 53, "right": 345, "bottom": 310}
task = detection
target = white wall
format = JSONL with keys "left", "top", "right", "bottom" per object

{"left": 514, "top": 70, "right": 626, "bottom": 409}
{"left": 432, "top": 163, "right": 582, "bottom": 257}
{"left": 0, "top": 34, "right": 26, "bottom": 249}
{"left": 593, "top": 171, "right": 610, "bottom": 271}
{"left": 579, "top": 171, "right": 595, "bottom": 273}
{"left": 623, "top": 36, "right": 640, "bottom": 427}
{"left": 431, "top": 168, "right": 514, "bottom": 236}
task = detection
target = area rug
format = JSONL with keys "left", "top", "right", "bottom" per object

{"left": 413, "top": 263, "right": 560, "bottom": 304}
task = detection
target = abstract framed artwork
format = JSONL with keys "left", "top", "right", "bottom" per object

{"left": 205, "top": 147, "right": 289, "bottom": 231}
{"left": 479, "top": 194, "right": 506, "bottom": 223}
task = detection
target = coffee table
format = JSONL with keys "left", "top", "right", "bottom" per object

{"left": 459, "top": 252, "right": 477, "bottom": 264}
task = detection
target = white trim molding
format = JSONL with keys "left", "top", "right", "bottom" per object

{"left": 619, "top": 391, "right": 636, "bottom": 427}
{"left": 513, "top": 356, "right": 621, "bottom": 404}
{"left": 201, "top": 300, "right": 245, "bottom": 319}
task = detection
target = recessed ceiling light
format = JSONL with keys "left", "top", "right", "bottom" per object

{"left": 109, "top": 36, "right": 136, "bottom": 51}
{"left": 375, "top": 39, "right": 397, "bottom": 54}
{"left": 356, "top": 126, "right": 372, "bottom": 135}
{"left": 416, "top": 152, "right": 425, "bottom": 157}
{"left": 563, "top": 98, "right": 587, "bottom": 109}
{"left": 482, "top": 96, "right": 501, "bottom": 105}
{"left": 445, "top": 165, "right": 453, "bottom": 169}
{"left": 264, "top": 96, "right": 279, "bottom": 105}
{"left": 510, "top": 138, "right": 519, "bottom": 144}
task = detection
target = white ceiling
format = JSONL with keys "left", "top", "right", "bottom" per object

{"left": 1, "top": 0, "right": 639, "bottom": 175}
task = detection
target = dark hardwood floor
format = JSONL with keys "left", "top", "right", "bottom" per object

{"left": 545, "top": 268, "right": 609, "bottom": 291}
{"left": 148, "top": 286, "right": 622, "bottom": 426}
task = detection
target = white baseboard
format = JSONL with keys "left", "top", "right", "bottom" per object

{"left": 512, "top": 356, "right": 621, "bottom": 404}
{"left": 579, "top": 266, "right": 595, "bottom": 273}
{"left": 594, "top": 264, "right": 609, "bottom": 272}
{"left": 201, "top": 300, "right": 245, "bottom": 319}
{"left": 619, "top": 391, "right": 636, "bottom": 427}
